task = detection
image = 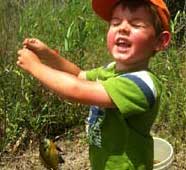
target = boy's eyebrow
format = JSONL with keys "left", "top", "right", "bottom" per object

{"left": 111, "top": 14, "right": 148, "bottom": 20}
{"left": 129, "top": 17, "right": 153, "bottom": 25}
{"left": 131, "top": 17, "right": 143, "bottom": 20}
{"left": 110, "top": 16, "right": 121, "bottom": 20}
{"left": 129, "top": 17, "right": 147, "bottom": 21}
{"left": 109, "top": 17, "right": 122, "bottom": 23}
{"left": 110, "top": 16, "right": 148, "bottom": 23}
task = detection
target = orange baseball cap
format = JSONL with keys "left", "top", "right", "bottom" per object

{"left": 92, "top": 0, "right": 170, "bottom": 31}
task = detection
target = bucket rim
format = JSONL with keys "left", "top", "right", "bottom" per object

{"left": 153, "top": 137, "right": 174, "bottom": 167}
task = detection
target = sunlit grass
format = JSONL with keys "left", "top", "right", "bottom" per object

{"left": 0, "top": 0, "right": 186, "bottom": 160}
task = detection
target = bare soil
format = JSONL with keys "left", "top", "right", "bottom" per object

{"left": 0, "top": 126, "right": 185, "bottom": 170}
{"left": 0, "top": 126, "right": 90, "bottom": 170}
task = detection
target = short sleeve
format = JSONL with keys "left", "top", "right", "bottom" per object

{"left": 86, "top": 63, "right": 116, "bottom": 81}
{"left": 86, "top": 67, "right": 103, "bottom": 81}
{"left": 101, "top": 76, "right": 150, "bottom": 117}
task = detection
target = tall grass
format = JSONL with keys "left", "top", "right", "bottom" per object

{"left": 0, "top": 0, "right": 21, "bottom": 150}
{"left": 150, "top": 8, "right": 186, "bottom": 158}
{"left": 0, "top": 0, "right": 108, "bottom": 151}
{"left": 0, "top": 0, "right": 186, "bottom": 161}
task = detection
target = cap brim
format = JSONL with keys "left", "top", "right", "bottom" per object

{"left": 92, "top": 0, "right": 119, "bottom": 21}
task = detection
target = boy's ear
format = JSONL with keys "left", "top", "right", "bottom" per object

{"left": 155, "top": 31, "right": 171, "bottom": 51}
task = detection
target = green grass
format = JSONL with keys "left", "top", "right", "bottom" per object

{"left": 0, "top": 0, "right": 186, "bottom": 162}
{"left": 0, "top": 0, "right": 108, "bottom": 150}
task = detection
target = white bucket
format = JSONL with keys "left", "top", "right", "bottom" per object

{"left": 153, "top": 137, "right": 174, "bottom": 170}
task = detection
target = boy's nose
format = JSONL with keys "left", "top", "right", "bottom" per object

{"left": 118, "top": 20, "right": 130, "bottom": 35}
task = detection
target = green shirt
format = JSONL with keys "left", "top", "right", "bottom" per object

{"left": 85, "top": 62, "right": 162, "bottom": 170}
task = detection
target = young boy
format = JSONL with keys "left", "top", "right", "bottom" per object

{"left": 17, "top": 0, "right": 171, "bottom": 169}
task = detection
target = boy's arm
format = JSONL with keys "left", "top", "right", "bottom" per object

{"left": 23, "top": 38, "right": 85, "bottom": 77}
{"left": 44, "top": 48, "right": 86, "bottom": 78}
{"left": 17, "top": 48, "right": 113, "bottom": 107}
{"left": 31, "top": 63, "right": 114, "bottom": 107}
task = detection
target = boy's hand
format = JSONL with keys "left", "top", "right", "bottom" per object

{"left": 17, "top": 48, "right": 41, "bottom": 73}
{"left": 23, "top": 38, "right": 51, "bottom": 59}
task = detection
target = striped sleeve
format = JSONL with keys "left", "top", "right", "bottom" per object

{"left": 101, "top": 71, "right": 157, "bottom": 117}
{"left": 121, "top": 71, "right": 157, "bottom": 108}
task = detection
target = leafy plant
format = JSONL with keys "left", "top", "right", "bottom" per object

{"left": 0, "top": 1, "right": 185, "bottom": 164}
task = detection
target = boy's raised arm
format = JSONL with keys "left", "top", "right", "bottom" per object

{"left": 23, "top": 38, "right": 84, "bottom": 77}
{"left": 17, "top": 48, "right": 114, "bottom": 108}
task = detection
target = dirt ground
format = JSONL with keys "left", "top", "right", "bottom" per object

{"left": 0, "top": 126, "right": 90, "bottom": 170}
{"left": 0, "top": 126, "right": 185, "bottom": 170}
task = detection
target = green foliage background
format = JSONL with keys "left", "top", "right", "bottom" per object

{"left": 0, "top": 0, "right": 186, "bottom": 158}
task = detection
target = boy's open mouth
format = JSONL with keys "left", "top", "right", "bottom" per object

{"left": 115, "top": 38, "right": 131, "bottom": 49}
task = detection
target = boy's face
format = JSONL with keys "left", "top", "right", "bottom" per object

{"left": 107, "top": 3, "right": 160, "bottom": 67}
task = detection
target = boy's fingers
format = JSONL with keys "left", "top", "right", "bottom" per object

{"left": 23, "top": 38, "right": 29, "bottom": 45}
{"left": 17, "top": 48, "right": 29, "bottom": 56}
{"left": 17, "top": 49, "right": 22, "bottom": 55}
{"left": 30, "top": 38, "right": 36, "bottom": 43}
{"left": 17, "top": 55, "right": 23, "bottom": 65}
{"left": 17, "top": 60, "right": 21, "bottom": 65}
{"left": 23, "top": 38, "right": 36, "bottom": 47}
{"left": 23, "top": 40, "right": 38, "bottom": 51}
